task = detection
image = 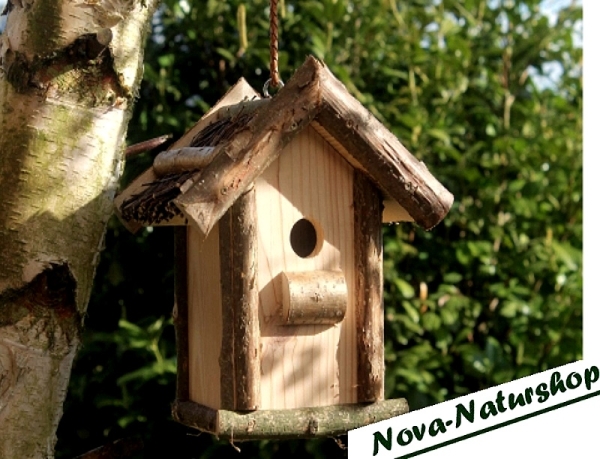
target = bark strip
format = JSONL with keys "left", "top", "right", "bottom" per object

{"left": 218, "top": 187, "right": 260, "bottom": 410}
{"left": 354, "top": 171, "right": 385, "bottom": 402}
{"left": 172, "top": 398, "right": 409, "bottom": 440}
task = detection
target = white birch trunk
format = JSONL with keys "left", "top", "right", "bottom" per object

{"left": 0, "top": 0, "right": 158, "bottom": 456}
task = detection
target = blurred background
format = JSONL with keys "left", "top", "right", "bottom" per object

{"left": 33, "top": 0, "right": 582, "bottom": 457}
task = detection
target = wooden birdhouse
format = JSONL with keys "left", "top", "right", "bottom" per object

{"left": 115, "top": 56, "right": 453, "bottom": 440}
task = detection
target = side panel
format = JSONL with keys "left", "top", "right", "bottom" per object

{"left": 255, "top": 125, "right": 356, "bottom": 409}
{"left": 188, "top": 225, "right": 222, "bottom": 409}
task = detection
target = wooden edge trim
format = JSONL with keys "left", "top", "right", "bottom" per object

{"left": 172, "top": 398, "right": 409, "bottom": 441}
{"left": 314, "top": 57, "right": 453, "bottom": 230}
{"left": 174, "top": 226, "right": 190, "bottom": 401}
{"left": 218, "top": 187, "right": 261, "bottom": 410}
{"left": 354, "top": 171, "right": 385, "bottom": 403}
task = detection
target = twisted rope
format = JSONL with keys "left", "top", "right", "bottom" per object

{"left": 269, "top": 0, "right": 280, "bottom": 88}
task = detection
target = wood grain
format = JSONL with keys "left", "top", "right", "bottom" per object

{"left": 188, "top": 224, "right": 222, "bottom": 409}
{"left": 255, "top": 125, "right": 356, "bottom": 410}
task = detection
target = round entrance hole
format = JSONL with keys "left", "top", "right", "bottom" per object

{"left": 290, "top": 218, "right": 322, "bottom": 258}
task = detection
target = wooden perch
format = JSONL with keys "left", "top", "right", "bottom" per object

{"left": 172, "top": 398, "right": 409, "bottom": 441}
{"left": 281, "top": 271, "right": 347, "bottom": 325}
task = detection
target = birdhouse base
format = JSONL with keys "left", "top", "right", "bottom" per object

{"left": 172, "top": 398, "right": 409, "bottom": 441}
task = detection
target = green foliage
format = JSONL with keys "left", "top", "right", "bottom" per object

{"left": 57, "top": 0, "right": 581, "bottom": 457}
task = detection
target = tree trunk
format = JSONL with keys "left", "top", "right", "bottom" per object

{"left": 0, "top": 0, "right": 158, "bottom": 457}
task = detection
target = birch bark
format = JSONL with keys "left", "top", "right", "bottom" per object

{"left": 0, "top": 0, "right": 158, "bottom": 456}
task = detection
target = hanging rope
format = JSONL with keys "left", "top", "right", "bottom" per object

{"left": 269, "top": 0, "right": 280, "bottom": 87}
{"left": 264, "top": 0, "right": 284, "bottom": 96}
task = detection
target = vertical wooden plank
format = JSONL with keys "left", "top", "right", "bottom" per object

{"left": 188, "top": 225, "right": 222, "bottom": 409}
{"left": 256, "top": 126, "right": 355, "bottom": 409}
{"left": 354, "top": 171, "right": 384, "bottom": 402}
{"left": 174, "top": 227, "right": 189, "bottom": 401}
{"left": 219, "top": 187, "right": 261, "bottom": 410}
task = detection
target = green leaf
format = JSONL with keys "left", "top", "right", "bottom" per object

{"left": 395, "top": 278, "right": 415, "bottom": 298}
{"left": 552, "top": 241, "right": 581, "bottom": 271}
{"left": 443, "top": 272, "right": 463, "bottom": 283}
{"left": 428, "top": 128, "right": 452, "bottom": 145}
{"left": 422, "top": 312, "right": 442, "bottom": 331}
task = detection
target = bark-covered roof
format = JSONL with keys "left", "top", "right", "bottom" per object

{"left": 117, "top": 56, "right": 453, "bottom": 237}
{"left": 119, "top": 108, "right": 258, "bottom": 225}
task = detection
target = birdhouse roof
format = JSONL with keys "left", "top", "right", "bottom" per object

{"left": 116, "top": 56, "right": 453, "bottom": 238}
